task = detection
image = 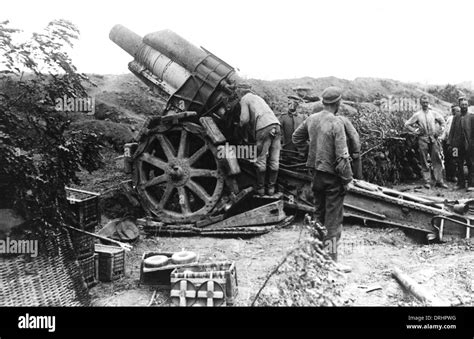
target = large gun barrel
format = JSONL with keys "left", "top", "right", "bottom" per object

{"left": 110, "top": 24, "right": 190, "bottom": 94}
{"left": 110, "top": 24, "right": 241, "bottom": 115}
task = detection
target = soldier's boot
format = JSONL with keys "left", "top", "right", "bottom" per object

{"left": 332, "top": 256, "right": 352, "bottom": 273}
{"left": 326, "top": 237, "right": 352, "bottom": 273}
{"left": 255, "top": 170, "right": 266, "bottom": 196}
{"left": 266, "top": 170, "right": 279, "bottom": 196}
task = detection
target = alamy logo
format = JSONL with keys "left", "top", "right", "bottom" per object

{"left": 324, "top": 237, "right": 368, "bottom": 255}
{"left": 0, "top": 237, "right": 38, "bottom": 257}
{"left": 216, "top": 142, "right": 257, "bottom": 160}
{"left": 18, "top": 313, "right": 56, "bottom": 332}
{"left": 55, "top": 95, "right": 95, "bottom": 114}
{"left": 378, "top": 96, "right": 420, "bottom": 113}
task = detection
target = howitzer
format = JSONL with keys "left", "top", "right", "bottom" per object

{"left": 110, "top": 25, "right": 474, "bottom": 241}
{"left": 110, "top": 25, "right": 272, "bottom": 224}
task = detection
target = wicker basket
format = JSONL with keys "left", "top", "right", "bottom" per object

{"left": 66, "top": 187, "right": 100, "bottom": 230}
{"left": 94, "top": 244, "right": 125, "bottom": 282}
{"left": 0, "top": 229, "right": 91, "bottom": 306}
{"left": 170, "top": 261, "right": 238, "bottom": 305}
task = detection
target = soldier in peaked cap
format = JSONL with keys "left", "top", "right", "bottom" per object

{"left": 279, "top": 95, "right": 305, "bottom": 151}
{"left": 292, "top": 86, "right": 355, "bottom": 271}
{"left": 448, "top": 95, "right": 474, "bottom": 191}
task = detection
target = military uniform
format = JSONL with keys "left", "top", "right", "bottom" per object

{"left": 441, "top": 107, "right": 458, "bottom": 182}
{"left": 279, "top": 111, "right": 305, "bottom": 151}
{"left": 239, "top": 90, "right": 281, "bottom": 196}
{"left": 292, "top": 86, "right": 355, "bottom": 262}
{"left": 405, "top": 105, "right": 446, "bottom": 187}
{"left": 448, "top": 109, "right": 474, "bottom": 189}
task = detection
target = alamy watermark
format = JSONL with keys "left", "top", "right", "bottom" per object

{"left": 324, "top": 237, "right": 371, "bottom": 256}
{"left": 217, "top": 142, "right": 257, "bottom": 160}
{"left": 0, "top": 237, "right": 38, "bottom": 257}
{"left": 18, "top": 313, "right": 55, "bottom": 332}
{"left": 377, "top": 96, "right": 421, "bottom": 113}
{"left": 54, "top": 95, "right": 95, "bottom": 114}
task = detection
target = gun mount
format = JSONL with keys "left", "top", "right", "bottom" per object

{"left": 110, "top": 25, "right": 264, "bottom": 224}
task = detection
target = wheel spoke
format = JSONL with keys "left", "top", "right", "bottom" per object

{"left": 157, "top": 134, "right": 176, "bottom": 161}
{"left": 141, "top": 152, "right": 167, "bottom": 170}
{"left": 158, "top": 184, "right": 174, "bottom": 209}
{"left": 186, "top": 180, "right": 211, "bottom": 203}
{"left": 144, "top": 174, "right": 167, "bottom": 188}
{"left": 177, "top": 129, "right": 187, "bottom": 159}
{"left": 188, "top": 145, "right": 208, "bottom": 165}
{"left": 177, "top": 186, "right": 191, "bottom": 214}
{"left": 190, "top": 169, "right": 218, "bottom": 177}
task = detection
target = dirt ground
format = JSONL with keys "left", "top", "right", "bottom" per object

{"left": 87, "top": 223, "right": 472, "bottom": 307}
{"left": 73, "top": 88, "right": 473, "bottom": 307}
{"left": 81, "top": 152, "right": 473, "bottom": 307}
{"left": 72, "top": 75, "right": 474, "bottom": 307}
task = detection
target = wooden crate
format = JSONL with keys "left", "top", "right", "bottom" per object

{"left": 170, "top": 261, "right": 238, "bottom": 306}
{"left": 94, "top": 244, "right": 125, "bottom": 282}
{"left": 69, "top": 227, "right": 95, "bottom": 259}
{"left": 66, "top": 187, "right": 100, "bottom": 230}
{"left": 78, "top": 254, "right": 98, "bottom": 288}
{"left": 139, "top": 251, "right": 199, "bottom": 288}
{"left": 170, "top": 279, "right": 198, "bottom": 307}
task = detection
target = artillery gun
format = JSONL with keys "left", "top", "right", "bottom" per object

{"left": 109, "top": 25, "right": 474, "bottom": 241}
{"left": 109, "top": 25, "right": 291, "bottom": 225}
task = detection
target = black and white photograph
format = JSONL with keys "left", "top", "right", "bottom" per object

{"left": 1, "top": 0, "right": 473, "bottom": 334}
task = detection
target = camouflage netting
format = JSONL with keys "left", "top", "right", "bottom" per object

{"left": 246, "top": 78, "right": 449, "bottom": 186}
{"left": 348, "top": 103, "right": 424, "bottom": 185}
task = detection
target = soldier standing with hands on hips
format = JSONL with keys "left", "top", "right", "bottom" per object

{"left": 404, "top": 95, "right": 447, "bottom": 189}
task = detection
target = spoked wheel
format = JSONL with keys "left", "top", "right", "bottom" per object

{"left": 134, "top": 123, "right": 224, "bottom": 223}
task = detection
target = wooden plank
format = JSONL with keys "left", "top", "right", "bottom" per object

{"left": 64, "top": 225, "right": 132, "bottom": 251}
{"left": 344, "top": 203, "right": 386, "bottom": 219}
{"left": 195, "top": 215, "right": 224, "bottom": 228}
{"left": 392, "top": 267, "right": 450, "bottom": 306}
{"left": 284, "top": 201, "right": 315, "bottom": 213}
{"left": 230, "top": 187, "right": 254, "bottom": 204}
{"left": 199, "top": 117, "right": 226, "bottom": 145}
{"left": 224, "top": 157, "right": 241, "bottom": 176}
{"left": 206, "top": 200, "right": 286, "bottom": 229}
{"left": 161, "top": 111, "right": 197, "bottom": 123}
{"left": 65, "top": 187, "right": 101, "bottom": 197}
{"left": 344, "top": 213, "right": 433, "bottom": 234}
{"left": 208, "top": 143, "right": 240, "bottom": 175}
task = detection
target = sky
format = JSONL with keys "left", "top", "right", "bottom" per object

{"left": 2, "top": 0, "right": 474, "bottom": 85}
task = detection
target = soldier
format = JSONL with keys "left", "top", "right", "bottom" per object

{"left": 279, "top": 95, "right": 305, "bottom": 151}
{"left": 448, "top": 95, "right": 474, "bottom": 191}
{"left": 292, "top": 86, "right": 354, "bottom": 270}
{"left": 441, "top": 104, "right": 460, "bottom": 182}
{"left": 405, "top": 95, "right": 447, "bottom": 189}
{"left": 307, "top": 101, "right": 362, "bottom": 179}
{"left": 236, "top": 84, "right": 281, "bottom": 196}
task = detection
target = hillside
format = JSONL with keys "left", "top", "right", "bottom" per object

{"left": 76, "top": 73, "right": 455, "bottom": 186}
{"left": 83, "top": 73, "right": 452, "bottom": 119}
